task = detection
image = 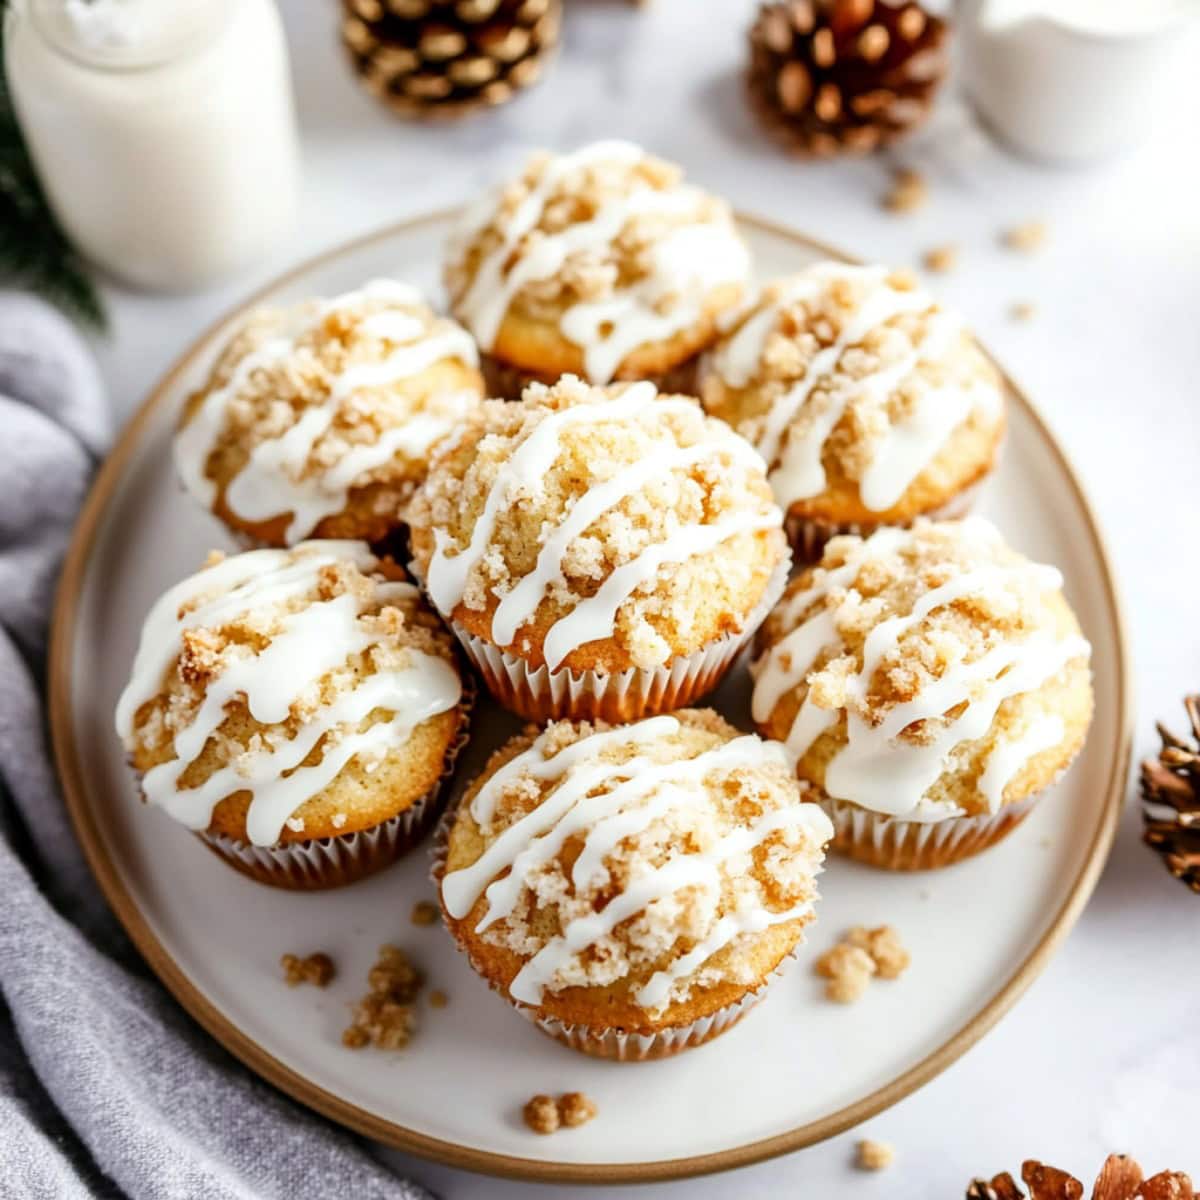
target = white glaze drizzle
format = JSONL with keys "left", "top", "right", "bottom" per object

{"left": 977, "top": 713, "right": 1065, "bottom": 812}
{"left": 711, "top": 266, "right": 1002, "bottom": 513}
{"left": 423, "top": 381, "right": 781, "bottom": 671}
{"left": 750, "top": 520, "right": 1090, "bottom": 819}
{"left": 115, "top": 542, "right": 461, "bottom": 845}
{"left": 440, "top": 715, "right": 831, "bottom": 1009}
{"left": 454, "top": 141, "right": 750, "bottom": 384}
{"left": 174, "top": 279, "right": 479, "bottom": 543}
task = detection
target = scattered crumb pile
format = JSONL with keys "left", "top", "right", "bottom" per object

{"left": 280, "top": 952, "right": 335, "bottom": 988}
{"left": 342, "top": 944, "right": 423, "bottom": 1050}
{"left": 815, "top": 924, "right": 910, "bottom": 1003}
{"left": 522, "top": 1092, "right": 599, "bottom": 1135}
{"left": 857, "top": 1138, "right": 896, "bottom": 1171}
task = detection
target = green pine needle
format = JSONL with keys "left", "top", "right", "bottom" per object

{"left": 0, "top": 6, "right": 106, "bottom": 330}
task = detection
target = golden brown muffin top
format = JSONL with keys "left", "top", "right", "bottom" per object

{"left": 174, "top": 279, "right": 483, "bottom": 544}
{"left": 440, "top": 709, "right": 832, "bottom": 1015}
{"left": 700, "top": 265, "right": 1005, "bottom": 518}
{"left": 117, "top": 542, "right": 463, "bottom": 845}
{"left": 752, "top": 518, "right": 1093, "bottom": 820}
{"left": 408, "top": 375, "right": 787, "bottom": 673}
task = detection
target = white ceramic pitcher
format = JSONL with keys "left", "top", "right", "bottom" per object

{"left": 959, "top": 0, "right": 1200, "bottom": 163}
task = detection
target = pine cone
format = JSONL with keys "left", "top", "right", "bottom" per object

{"left": 967, "top": 1156, "right": 1195, "bottom": 1200}
{"left": 341, "top": 0, "right": 561, "bottom": 120}
{"left": 1141, "top": 694, "right": 1200, "bottom": 893}
{"left": 746, "top": 0, "right": 948, "bottom": 157}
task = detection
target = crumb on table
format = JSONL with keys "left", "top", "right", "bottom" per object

{"left": 280, "top": 951, "right": 335, "bottom": 988}
{"left": 411, "top": 900, "right": 440, "bottom": 927}
{"left": 342, "top": 944, "right": 423, "bottom": 1050}
{"left": 882, "top": 167, "right": 928, "bottom": 214}
{"left": 1002, "top": 219, "right": 1047, "bottom": 252}
{"left": 922, "top": 244, "right": 958, "bottom": 273}
{"left": 428, "top": 989, "right": 449, "bottom": 1009}
{"left": 857, "top": 1138, "right": 896, "bottom": 1170}
{"left": 1010, "top": 301, "right": 1037, "bottom": 322}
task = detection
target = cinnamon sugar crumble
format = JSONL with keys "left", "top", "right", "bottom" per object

{"left": 342, "top": 945, "right": 423, "bottom": 1050}
{"left": 280, "top": 951, "right": 335, "bottom": 988}
{"left": 856, "top": 1138, "right": 896, "bottom": 1170}
{"left": 411, "top": 900, "right": 440, "bottom": 927}
{"left": 522, "top": 1091, "right": 598, "bottom": 1134}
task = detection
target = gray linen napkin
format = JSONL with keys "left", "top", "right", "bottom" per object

{"left": 0, "top": 292, "right": 433, "bottom": 1200}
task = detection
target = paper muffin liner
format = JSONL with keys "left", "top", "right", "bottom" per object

{"left": 480, "top": 351, "right": 700, "bottom": 402}
{"left": 442, "top": 555, "right": 790, "bottom": 724}
{"left": 822, "top": 792, "right": 1038, "bottom": 871}
{"left": 429, "top": 808, "right": 803, "bottom": 1060}
{"left": 786, "top": 478, "right": 985, "bottom": 565}
{"left": 196, "top": 690, "right": 474, "bottom": 891}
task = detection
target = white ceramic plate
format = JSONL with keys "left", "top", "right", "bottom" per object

{"left": 50, "top": 212, "right": 1132, "bottom": 1184}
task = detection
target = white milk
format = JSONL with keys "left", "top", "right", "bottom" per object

{"left": 960, "top": 0, "right": 1200, "bottom": 162}
{"left": 4, "top": 0, "right": 299, "bottom": 291}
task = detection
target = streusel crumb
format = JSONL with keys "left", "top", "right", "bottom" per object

{"left": 280, "top": 951, "right": 336, "bottom": 988}
{"left": 1010, "top": 301, "right": 1036, "bottom": 322}
{"left": 428, "top": 989, "right": 449, "bottom": 1009}
{"left": 846, "top": 925, "right": 911, "bottom": 980}
{"left": 523, "top": 1094, "right": 560, "bottom": 1135}
{"left": 411, "top": 900, "right": 440, "bottom": 927}
{"left": 922, "top": 244, "right": 958, "bottom": 273}
{"left": 856, "top": 1138, "right": 896, "bottom": 1170}
{"left": 558, "top": 1092, "right": 598, "bottom": 1128}
{"left": 815, "top": 943, "right": 876, "bottom": 1004}
{"left": 342, "top": 944, "right": 423, "bottom": 1051}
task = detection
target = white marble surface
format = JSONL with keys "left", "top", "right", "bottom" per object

{"left": 84, "top": 1, "right": 1200, "bottom": 1195}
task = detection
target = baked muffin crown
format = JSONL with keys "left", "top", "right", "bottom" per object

{"left": 699, "top": 264, "right": 1005, "bottom": 518}
{"left": 445, "top": 140, "right": 751, "bottom": 384}
{"left": 440, "top": 709, "right": 832, "bottom": 1015}
{"left": 116, "top": 541, "right": 463, "bottom": 846}
{"left": 174, "top": 278, "right": 483, "bottom": 545}
{"left": 751, "top": 517, "right": 1093, "bottom": 821}
{"left": 407, "top": 375, "right": 787, "bottom": 673}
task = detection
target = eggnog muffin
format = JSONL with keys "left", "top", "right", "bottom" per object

{"left": 698, "top": 265, "right": 1005, "bottom": 560}
{"left": 115, "top": 542, "right": 470, "bottom": 889}
{"left": 751, "top": 518, "right": 1092, "bottom": 869}
{"left": 444, "top": 140, "right": 751, "bottom": 395}
{"left": 174, "top": 279, "right": 484, "bottom": 548}
{"left": 407, "top": 375, "right": 789, "bottom": 721}
{"left": 436, "top": 709, "right": 834, "bottom": 1059}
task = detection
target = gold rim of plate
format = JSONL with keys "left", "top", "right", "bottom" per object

{"left": 47, "top": 209, "right": 1134, "bottom": 1184}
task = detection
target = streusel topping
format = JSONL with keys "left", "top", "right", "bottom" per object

{"left": 752, "top": 518, "right": 1091, "bottom": 819}
{"left": 700, "top": 264, "right": 1004, "bottom": 513}
{"left": 409, "top": 376, "right": 786, "bottom": 671}
{"left": 445, "top": 141, "right": 750, "bottom": 382}
{"left": 441, "top": 710, "right": 832, "bottom": 1014}
{"left": 175, "top": 279, "right": 482, "bottom": 543}
{"left": 116, "top": 542, "right": 461, "bottom": 845}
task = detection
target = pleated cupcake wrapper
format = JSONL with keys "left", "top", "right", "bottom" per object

{"left": 786, "top": 478, "right": 985, "bottom": 565}
{"left": 197, "top": 688, "right": 474, "bottom": 891}
{"left": 823, "top": 792, "right": 1038, "bottom": 872}
{"left": 480, "top": 350, "right": 699, "bottom": 402}
{"left": 443, "top": 555, "right": 791, "bottom": 724}
{"left": 430, "top": 816, "right": 802, "bottom": 1060}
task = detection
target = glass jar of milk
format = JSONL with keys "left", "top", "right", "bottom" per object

{"left": 4, "top": 0, "right": 299, "bottom": 291}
